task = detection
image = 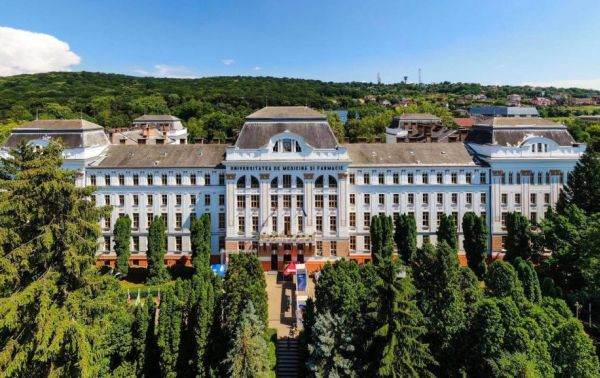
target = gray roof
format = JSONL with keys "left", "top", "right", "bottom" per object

{"left": 14, "top": 119, "right": 103, "bottom": 130}
{"left": 235, "top": 121, "right": 338, "bottom": 149}
{"left": 397, "top": 113, "right": 441, "bottom": 121}
{"left": 91, "top": 144, "right": 227, "bottom": 168}
{"left": 4, "top": 119, "right": 109, "bottom": 149}
{"left": 466, "top": 118, "right": 575, "bottom": 146}
{"left": 344, "top": 143, "right": 478, "bottom": 166}
{"left": 246, "top": 106, "right": 326, "bottom": 121}
{"left": 133, "top": 115, "right": 181, "bottom": 122}
{"left": 469, "top": 106, "right": 539, "bottom": 117}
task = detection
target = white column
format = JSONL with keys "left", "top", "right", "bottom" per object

{"left": 338, "top": 172, "right": 349, "bottom": 238}
{"left": 260, "top": 173, "right": 270, "bottom": 235}
{"left": 225, "top": 173, "right": 237, "bottom": 238}
{"left": 304, "top": 173, "right": 314, "bottom": 234}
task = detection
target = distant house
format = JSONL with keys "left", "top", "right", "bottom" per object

{"left": 531, "top": 97, "right": 554, "bottom": 107}
{"left": 469, "top": 106, "right": 539, "bottom": 118}
{"left": 453, "top": 117, "right": 476, "bottom": 128}
{"left": 108, "top": 115, "right": 188, "bottom": 145}
{"left": 472, "top": 94, "right": 487, "bottom": 101}
{"left": 507, "top": 94, "right": 522, "bottom": 107}
{"left": 570, "top": 97, "right": 596, "bottom": 106}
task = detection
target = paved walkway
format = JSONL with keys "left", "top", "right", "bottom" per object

{"left": 265, "top": 272, "right": 315, "bottom": 337}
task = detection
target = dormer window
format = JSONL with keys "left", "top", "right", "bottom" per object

{"left": 283, "top": 140, "right": 292, "bottom": 152}
{"left": 531, "top": 142, "right": 549, "bottom": 153}
{"left": 272, "top": 138, "right": 302, "bottom": 153}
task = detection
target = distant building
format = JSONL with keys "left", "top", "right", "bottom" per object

{"left": 469, "top": 106, "right": 539, "bottom": 118}
{"left": 570, "top": 97, "right": 596, "bottom": 106}
{"left": 453, "top": 117, "right": 476, "bottom": 128}
{"left": 531, "top": 97, "right": 554, "bottom": 107}
{"left": 108, "top": 115, "right": 188, "bottom": 145}
{"left": 507, "top": 94, "right": 522, "bottom": 107}
{"left": 472, "top": 94, "right": 487, "bottom": 101}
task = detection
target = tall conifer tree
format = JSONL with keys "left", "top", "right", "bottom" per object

{"left": 462, "top": 211, "right": 488, "bottom": 278}
{"left": 113, "top": 214, "right": 132, "bottom": 276}
{"left": 436, "top": 213, "right": 457, "bottom": 249}
{"left": 394, "top": 213, "right": 417, "bottom": 264}
{"left": 147, "top": 216, "right": 169, "bottom": 284}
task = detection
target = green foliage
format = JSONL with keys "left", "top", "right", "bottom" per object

{"left": 513, "top": 257, "right": 542, "bottom": 304}
{"left": 113, "top": 214, "right": 131, "bottom": 276}
{"left": 462, "top": 211, "right": 488, "bottom": 278}
{"left": 191, "top": 213, "right": 212, "bottom": 272}
{"left": 147, "top": 216, "right": 170, "bottom": 284}
{"left": 558, "top": 150, "right": 600, "bottom": 215}
{"left": 436, "top": 213, "right": 457, "bottom": 249}
{"left": 484, "top": 261, "right": 526, "bottom": 304}
{"left": 370, "top": 214, "right": 394, "bottom": 263}
{"left": 327, "top": 112, "right": 345, "bottom": 141}
{"left": 505, "top": 212, "right": 533, "bottom": 262}
{"left": 156, "top": 286, "right": 182, "bottom": 377}
{"left": 394, "top": 213, "right": 417, "bottom": 264}
{"left": 130, "top": 301, "right": 150, "bottom": 374}
{"left": 550, "top": 319, "right": 599, "bottom": 377}
{"left": 307, "top": 311, "right": 356, "bottom": 377}
{"left": 224, "top": 302, "right": 270, "bottom": 378}
{"left": 315, "top": 259, "right": 366, "bottom": 320}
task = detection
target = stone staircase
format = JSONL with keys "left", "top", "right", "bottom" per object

{"left": 276, "top": 337, "right": 300, "bottom": 378}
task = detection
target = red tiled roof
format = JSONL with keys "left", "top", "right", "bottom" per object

{"left": 454, "top": 117, "right": 476, "bottom": 128}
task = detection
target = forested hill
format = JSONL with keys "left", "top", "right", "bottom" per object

{"left": 1, "top": 71, "right": 599, "bottom": 142}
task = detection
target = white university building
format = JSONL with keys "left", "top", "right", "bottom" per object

{"left": 2, "top": 106, "right": 586, "bottom": 272}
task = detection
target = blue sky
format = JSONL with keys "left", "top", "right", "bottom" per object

{"left": 1, "top": 0, "right": 600, "bottom": 88}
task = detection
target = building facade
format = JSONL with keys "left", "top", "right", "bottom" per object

{"left": 3, "top": 106, "right": 586, "bottom": 272}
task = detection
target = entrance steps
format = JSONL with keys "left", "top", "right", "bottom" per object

{"left": 276, "top": 337, "right": 301, "bottom": 378}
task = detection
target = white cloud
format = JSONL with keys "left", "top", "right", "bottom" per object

{"left": 0, "top": 26, "right": 81, "bottom": 76}
{"left": 221, "top": 59, "right": 235, "bottom": 66}
{"left": 252, "top": 66, "right": 261, "bottom": 71}
{"left": 132, "top": 64, "right": 198, "bottom": 78}
{"left": 523, "top": 78, "right": 600, "bottom": 91}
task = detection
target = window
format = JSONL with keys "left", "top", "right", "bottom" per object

{"left": 176, "top": 174, "right": 182, "bottom": 185}
{"left": 378, "top": 173, "right": 385, "bottom": 184}
{"left": 204, "top": 174, "right": 211, "bottom": 186}
{"left": 90, "top": 175, "right": 96, "bottom": 186}
{"left": 271, "top": 195, "right": 278, "bottom": 209}
{"left": 282, "top": 139, "right": 292, "bottom": 152}
{"left": 297, "top": 216, "right": 304, "bottom": 233}
{"left": 316, "top": 216, "right": 323, "bottom": 232}
{"left": 316, "top": 241, "right": 323, "bottom": 256}
{"left": 147, "top": 174, "right": 154, "bottom": 185}
{"left": 238, "top": 242, "right": 245, "bottom": 251}
{"left": 132, "top": 236, "right": 139, "bottom": 252}
{"left": 161, "top": 174, "right": 167, "bottom": 185}
{"left": 176, "top": 194, "right": 182, "bottom": 206}
{"left": 219, "top": 194, "right": 225, "bottom": 206}
{"left": 283, "top": 175, "right": 292, "bottom": 188}
{"left": 219, "top": 213, "right": 225, "bottom": 229}
{"left": 296, "top": 195, "right": 304, "bottom": 208}
{"left": 175, "top": 213, "right": 182, "bottom": 230}
{"left": 237, "top": 195, "right": 246, "bottom": 208}
{"left": 175, "top": 236, "right": 182, "bottom": 252}
{"left": 437, "top": 172, "right": 443, "bottom": 184}
{"left": 315, "top": 195, "right": 324, "bottom": 208}
{"left": 295, "top": 177, "right": 303, "bottom": 188}
{"left": 119, "top": 174, "right": 125, "bottom": 186}
{"left": 102, "top": 217, "right": 110, "bottom": 230}
{"left": 408, "top": 193, "right": 414, "bottom": 205}
{"left": 237, "top": 176, "right": 245, "bottom": 189}
{"left": 364, "top": 236, "right": 371, "bottom": 251}
{"left": 219, "top": 174, "right": 225, "bottom": 186}
{"left": 451, "top": 173, "right": 458, "bottom": 184}
{"left": 330, "top": 216, "right": 337, "bottom": 232}
{"left": 284, "top": 216, "right": 291, "bottom": 236}
{"left": 349, "top": 194, "right": 356, "bottom": 205}
{"left": 349, "top": 212, "right": 356, "bottom": 227}
{"left": 314, "top": 176, "right": 322, "bottom": 188}
{"left": 544, "top": 193, "right": 550, "bottom": 204}
{"left": 437, "top": 212, "right": 443, "bottom": 227}
{"left": 451, "top": 193, "right": 458, "bottom": 205}
{"left": 437, "top": 193, "right": 443, "bottom": 205}
{"left": 251, "top": 195, "right": 260, "bottom": 208}
{"left": 481, "top": 193, "right": 487, "bottom": 204}
{"left": 252, "top": 216, "right": 259, "bottom": 233}
{"left": 161, "top": 213, "right": 168, "bottom": 228}
{"left": 364, "top": 194, "right": 370, "bottom": 205}
{"left": 481, "top": 212, "right": 486, "bottom": 223}
{"left": 349, "top": 173, "right": 355, "bottom": 184}
{"left": 364, "top": 213, "right": 371, "bottom": 228}
{"left": 515, "top": 193, "right": 521, "bottom": 205}
{"left": 133, "top": 213, "right": 139, "bottom": 230}
{"left": 378, "top": 194, "right": 385, "bottom": 205}
{"left": 105, "top": 175, "right": 111, "bottom": 186}
{"left": 393, "top": 173, "right": 399, "bottom": 184}
{"left": 147, "top": 194, "right": 153, "bottom": 206}
{"left": 204, "top": 194, "right": 211, "bottom": 206}
{"left": 190, "top": 174, "right": 196, "bottom": 185}
{"left": 422, "top": 212, "right": 429, "bottom": 229}
{"left": 283, "top": 195, "right": 292, "bottom": 208}
{"left": 191, "top": 194, "right": 196, "bottom": 205}
{"left": 501, "top": 212, "right": 507, "bottom": 230}
{"left": 422, "top": 193, "right": 429, "bottom": 205}
{"left": 119, "top": 195, "right": 125, "bottom": 206}
{"left": 133, "top": 194, "right": 139, "bottom": 206}
{"left": 350, "top": 236, "right": 356, "bottom": 251}
{"left": 363, "top": 173, "right": 370, "bottom": 185}
{"left": 508, "top": 172, "right": 514, "bottom": 185}
{"left": 161, "top": 194, "right": 168, "bottom": 206}
{"left": 238, "top": 217, "right": 245, "bottom": 234}
{"left": 530, "top": 193, "right": 537, "bottom": 205}
{"left": 531, "top": 212, "right": 537, "bottom": 224}
{"left": 466, "top": 193, "right": 472, "bottom": 204}
{"left": 422, "top": 173, "right": 428, "bottom": 184}
{"left": 516, "top": 173, "right": 521, "bottom": 184}
{"left": 330, "top": 241, "right": 337, "bottom": 256}
{"left": 328, "top": 176, "right": 337, "bottom": 188}
{"left": 480, "top": 172, "right": 486, "bottom": 184}
{"left": 147, "top": 213, "right": 153, "bottom": 227}
{"left": 329, "top": 195, "right": 338, "bottom": 208}
{"left": 466, "top": 172, "right": 472, "bottom": 184}
{"left": 407, "top": 173, "right": 414, "bottom": 184}
{"left": 104, "top": 236, "right": 111, "bottom": 252}
{"left": 393, "top": 193, "right": 400, "bottom": 205}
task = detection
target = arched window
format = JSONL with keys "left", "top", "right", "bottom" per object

{"left": 295, "top": 141, "right": 302, "bottom": 153}
{"left": 296, "top": 177, "right": 304, "bottom": 188}
{"left": 537, "top": 172, "right": 543, "bottom": 184}
{"left": 328, "top": 176, "right": 337, "bottom": 188}
{"left": 271, "top": 177, "right": 278, "bottom": 188}
{"left": 315, "top": 176, "right": 324, "bottom": 188}
{"left": 282, "top": 140, "right": 292, "bottom": 152}
{"left": 250, "top": 176, "right": 259, "bottom": 188}
{"left": 546, "top": 172, "right": 550, "bottom": 184}
{"left": 237, "top": 176, "right": 245, "bottom": 189}
{"left": 283, "top": 175, "right": 292, "bottom": 188}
